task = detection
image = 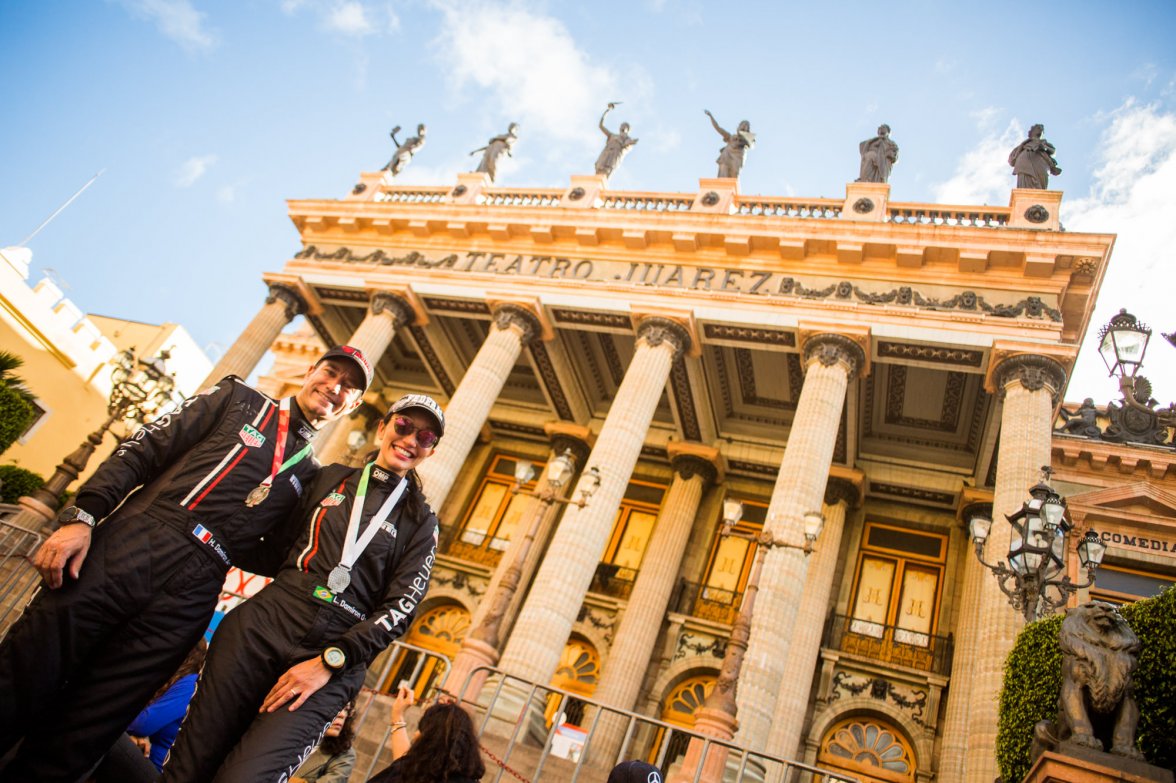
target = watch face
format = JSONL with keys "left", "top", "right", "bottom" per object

{"left": 324, "top": 648, "right": 345, "bottom": 668}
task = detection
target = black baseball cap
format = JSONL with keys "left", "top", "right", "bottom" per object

{"left": 607, "top": 760, "right": 663, "bottom": 783}
{"left": 390, "top": 393, "right": 445, "bottom": 437}
{"left": 318, "top": 345, "right": 373, "bottom": 391}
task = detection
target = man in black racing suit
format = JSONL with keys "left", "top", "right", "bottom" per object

{"left": 0, "top": 345, "right": 372, "bottom": 783}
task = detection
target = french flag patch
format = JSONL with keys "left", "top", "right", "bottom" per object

{"left": 193, "top": 524, "right": 213, "bottom": 544}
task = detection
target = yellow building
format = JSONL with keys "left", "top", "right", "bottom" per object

{"left": 217, "top": 171, "right": 1173, "bottom": 783}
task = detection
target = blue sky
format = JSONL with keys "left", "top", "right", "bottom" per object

{"left": 3, "top": 0, "right": 1176, "bottom": 405}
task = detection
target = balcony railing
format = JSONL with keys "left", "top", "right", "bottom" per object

{"left": 589, "top": 563, "right": 637, "bottom": 600}
{"left": 823, "top": 613, "right": 954, "bottom": 676}
{"left": 672, "top": 579, "right": 743, "bottom": 625}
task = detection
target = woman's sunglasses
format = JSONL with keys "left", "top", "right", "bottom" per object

{"left": 391, "top": 414, "right": 440, "bottom": 449}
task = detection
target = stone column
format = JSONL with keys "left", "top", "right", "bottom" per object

{"left": 735, "top": 334, "right": 865, "bottom": 753}
{"left": 763, "top": 477, "right": 859, "bottom": 771}
{"left": 590, "top": 446, "right": 718, "bottom": 763}
{"left": 447, "top": 432, "right": 591, "bottom": 700}
{"left": 202, "top": 282, "right": 306, "bottom": 387}
{"left": 415, "top": 305, "right": 540, "bottom": 507}
{"left": 965, "top": 355, "right": 1066, "bottom": 783}
{"left": 938, "top": 501, "right": 992, "bottom": 777}
{"left": 496, "top": 318, "right": 691, "bottom": 689}
{"left": 315, "top": 293, "right": 415, "bottom": 464}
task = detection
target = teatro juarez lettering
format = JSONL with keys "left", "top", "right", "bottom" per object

{"left": 292, "top": 246, "right": 1062, "bottom": 317}
{"left": 1101, "top": 530, "right": 1176, "bottom": 556}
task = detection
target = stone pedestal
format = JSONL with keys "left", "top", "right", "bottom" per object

{"left": 692, "top": 178, "right": 738, "bottom": 213}
{"left": 562, "top": 174, "right": 609, "bottom": 207}
{"left": 1008, "top": 188, "right": 1063, "bottom": 230}
{"left": 670, "top": 707, "right": 738, "bottom": 783}
{"left": 1024, "top": 749, "right": 1173, "bottom": 783}
{"left": 842, "top": 181, "right": 889, "bottom": 222}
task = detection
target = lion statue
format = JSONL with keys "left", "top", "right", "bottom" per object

{"left": 1032, "top": 601, "right": 1145, "bottom": 762}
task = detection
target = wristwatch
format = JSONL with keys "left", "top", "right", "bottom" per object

{"left": 57, "top": 506, "right": 96, "bottom": 528}
{"left": 321, "top": 646, "right": 347, "bottom": 672}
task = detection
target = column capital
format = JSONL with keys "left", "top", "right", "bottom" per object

{"left": 544, "top": 421, "right": 593, "bottom": 467}
{"left": 990, "top": 353, "right": 1068, "bottom": 404}
{"left": 636, "top": 316, "right": 692, "bottom": 360}
{"left": 667, "top": 440, "right": 723, "bottom": 485}
{"left": 492, "top": 303, "right": 543, "bottom": 344}
{"left": 801, "top": 332, "right": 867, "bottom": 381}
{"left": 957, "top": 486, "right": 995, "bottom": 527}
{"left": 266, "top": 282, "right": 308, "bottom": 321}
{"left": 370, "top": 291, "right": 416, "bottom": 327}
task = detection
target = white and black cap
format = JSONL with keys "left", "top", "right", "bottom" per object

{"left": 389, "top": 393, "right": 445, "bottom": 437}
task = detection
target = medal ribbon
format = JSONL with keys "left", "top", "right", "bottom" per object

{"left": 338, "top": 462, "right": 407, "bottom": 576}
{"left": 258, "top": 398, "right": 314, "bottom": 490}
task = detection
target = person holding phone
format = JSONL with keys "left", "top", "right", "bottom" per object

{"left": 162, "top": 395, "right": 445, "bottom": 783}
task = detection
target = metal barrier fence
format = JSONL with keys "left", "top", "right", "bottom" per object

{"left": 0, "top": 513, "right": 44, "bottom": 641}
{"left": 451, "top": 665, "right": 860, "bottom": 783}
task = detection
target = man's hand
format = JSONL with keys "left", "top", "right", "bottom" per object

{"left": 260, "top": 658, "right": 332, "bottom": 713}
{"left": 33, "top": 525, "right": 93, "bottom": 588}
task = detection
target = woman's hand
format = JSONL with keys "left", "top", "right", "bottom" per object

{"left": 390, "top": 683, "right": 415, "bottom": 722}
{"left": 261, "top": 658, "right": 333, "bottom": 713}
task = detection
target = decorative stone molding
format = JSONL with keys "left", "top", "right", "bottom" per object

{"left": 492, "top": 304, "right": 542, "bottom": 343}
{"left": 802, "top": 333, "right": 867, "bottom": 381}
{"left": 1024, "top": 205, "right": 1050, "bottom": 224}
{"left": 636, "top": 317, "right": 692, "bottom": 359}
{"left": 671, "top": 453, "right": 717, "bottom": 486}
{"left": 992, "top": 353, "right": 1068, "bottom": 404}
{"left": 853, "top": 198, "right": 875, "bottom": 214}
{"left": 370, "top": 292, "right": 415, "bottom": 326}
{"left": 266, "top": 282, "right": 308, "bottom": 321}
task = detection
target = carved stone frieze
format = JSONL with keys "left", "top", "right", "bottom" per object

{"left": 992, "top": 353, "right": 1068, "bottom": 404}
{"left": 675, "top": 630, "right": 726, "bottom": 661}
{"left": 869, "top": 481, "right": 956, "bottom": 506}
{"left": 828, "top": 671, "right": 929, "bottom": 726}
{"left": 407, "top": 325, "right": 455, "bottom": 396}
{"left": 803, "top": 333, "right": 866, "bottom": 381}
{"left": 877, "top": 341, "right": 984, "bottom": 368}
{"left": 670, "top": 356, "right": 702, "bottom": 441}
{"left": 492, "top": 304, "right": 541, "bottom": 343}
{"left": 701, "top": 324, "right": 796, "bottom": 347}
{"left": 266, "top": 283, "right": 308, "bottom": 321}
{"left": 530, "top": 341, "right": 575, "bottom": 421}
{"left": 637, "top": 317, "right": 692, "bottom": 359}
{"left": 370, "top": 292, "right": 415, "bottom": 326}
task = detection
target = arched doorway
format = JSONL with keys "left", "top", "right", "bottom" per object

{"left": 545, "top": 636, "right": 600, "bottom": 727}
{"left": 380, "top": 602, "right": 470, "bottom": 699}
{"left": 650, "top": 674, "right": 715, "bottom": 768}
{"left": 817, "top": 716, "right": 916, "bottom": 783}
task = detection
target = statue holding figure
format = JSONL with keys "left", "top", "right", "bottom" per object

{"left": 1009, "top": 123, "right": 1062, "bottom": 189}
{"left": 470, "top": 122, "right": 519, "bottom": 182}
{"left": 857, "top": 124, "right": 899, "bottom": 183}
{"left": 594, "top": 102, "right": 639, "bottom": 178}
{"left": 382, "top": 123, "right": 427, "bottom": 176}
{"left": 704, "top": 109, "right": 755, "bottom": 179}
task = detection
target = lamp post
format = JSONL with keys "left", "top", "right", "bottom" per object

{"left": 19, "top": 348, "right": 178, "bottom": 526}
{"left": 465, "top": 450, "right": 601, "bottom": 651}
{"left": 672, "top": 502, "right": 824, "bottom": 783}
{"left": 1096, "top": 309, "right": 1175, "bottom": 444}
{"left": 970, "top": 467, "right": 1107, "bottom": 622}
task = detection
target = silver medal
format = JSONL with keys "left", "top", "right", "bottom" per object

{"left": 327, "top": 565, "right": 351, "bottom": 592}
{"left": 244, "top": 484, "right": 270, "bottom": 507}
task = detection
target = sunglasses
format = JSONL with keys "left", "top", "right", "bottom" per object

{"left": 391, "top": 415, "right": 440, "bottom": 449}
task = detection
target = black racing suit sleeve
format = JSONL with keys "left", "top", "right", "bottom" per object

{"left": 73, "top": 377, "right": 237, "bottom": 521}
{"left": 334, "top": 511, "right": 439, "bottom": 666}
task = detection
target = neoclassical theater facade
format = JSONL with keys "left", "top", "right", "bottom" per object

{"left": 205, "top": 170, "right": 1176, "bottom": 782}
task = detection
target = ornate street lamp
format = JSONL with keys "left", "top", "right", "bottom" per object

{"left": 20, "top": 347, "right": 179, "bottom": 526}
{"left": 674, "top": 501, "right": 825, "bottom": 781}
{"left": 970, "top": 467, "right": 1106, "bottom": 622}
{"left": 465, "top": 451, "right": 601, "bottom": 650}
{"left": 1095, "top": 309, "right": 1175, "bottom": 444}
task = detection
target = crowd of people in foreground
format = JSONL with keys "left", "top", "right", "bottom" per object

{"left": 0, "top": 343, "right": 667, "bottom": 782}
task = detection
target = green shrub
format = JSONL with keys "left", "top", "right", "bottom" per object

{"left": 0, "top": 464, "right": 45, "bottom": 503}
{"left": 0, "top": 386, "right": 34, "bottom": 454}
{"left": 997, "top": 588, "right": 1176, "bottom": 781}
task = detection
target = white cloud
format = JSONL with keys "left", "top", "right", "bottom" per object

{"left": 117, "top": 0, "right": 217, "bottom": 51}
{"left": 174, "top": 154, "right": 217, "bottom": 187}
{"left": 931, "top": 115, "right": 1023, "bottom": 205}
{"left": 217, "top": 184, "right": 237, "bottom": 203}
{"left": 1063, "top": 100, "right": 1176, "bottom": 403}
{"left": 432, "top": 1, "right": 624, "bottom": 150}
{"left": 283, "top": 0, "right": 399, "bottom": 37}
